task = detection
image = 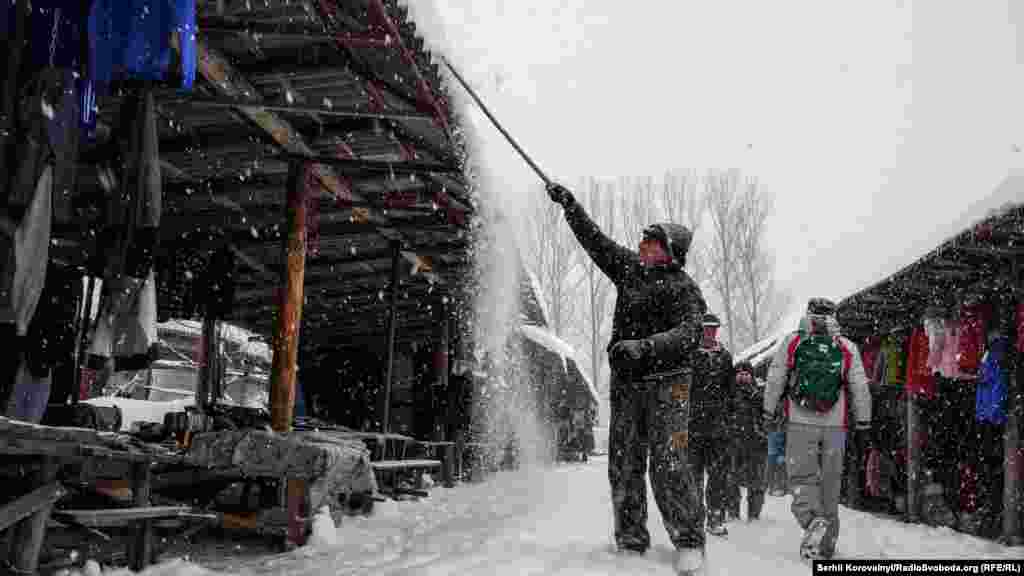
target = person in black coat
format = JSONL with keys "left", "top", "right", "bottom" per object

{"left": 731, "top": 360, "right": 767, "bottom": 521}
{"left": 689, "top": 313, "right": 736, "bottom": 536}
{"left": 546, "top": 182, "right": 710, "bottom": 575}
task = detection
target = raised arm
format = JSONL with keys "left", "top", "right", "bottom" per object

{"left": 547, "top": 183, "right": 640, "bottom": 284}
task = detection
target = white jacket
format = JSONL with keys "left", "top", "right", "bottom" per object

{"left": 763, "top": 317, "right": 872, "bottom": 429}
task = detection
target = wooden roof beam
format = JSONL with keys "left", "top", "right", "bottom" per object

{"left": 194, "top": 38, "right": 369, "bottom": 210}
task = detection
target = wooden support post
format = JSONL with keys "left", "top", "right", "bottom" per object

{"left": 197, "top": 316, "right": 219, "bottom": 412}
{"left": 382, "top": 241, "right": 401, "bottom": 434}
{"left": 1003, "top": 261, "right": 1021, "bottom": 544}
{"left": 129, "top": 462, "right": 153, "bottom": 571}
{"left": 433, "top": 297, "right": 449, "bottom": 442}
{"left": 270, "top": 162, "right": 308, "bottom": 434}
{"left": 286, "top": 478, "right": 308, "bottom": 548}
{"left": 906, "top": 392, "right": 920, "bottom": 523}
{"left": 9, "top": 458, "right": 59, "bottom": 575}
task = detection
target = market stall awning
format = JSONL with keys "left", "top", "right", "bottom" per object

{"left": 52, "top": 0, "right": 476, "bottom": 363}
{"left": 837, "top": 173, "right": 1024, "bottom": 338}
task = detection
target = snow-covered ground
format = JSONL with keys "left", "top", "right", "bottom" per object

{"left": 91, "top": 457, "right": 1015, "bottom": 576}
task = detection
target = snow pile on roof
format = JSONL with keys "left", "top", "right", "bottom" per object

{"left": 736, "top": 311, "right": 805, "bottom": 368}
{"left": 851, "top": 170, "right": 1024, "bottom": 296}
{"left": 519, "top": 324, "right": 599, "bottom": 404}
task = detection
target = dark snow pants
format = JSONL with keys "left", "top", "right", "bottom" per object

{"left": 608, "top": 369, "right": 704, "bottom": 551}
{"left": 689, "top": 433, "right": 731, "bottom": 526}
{"left": 734, "top": 436, "right": 767, "bottom": 518}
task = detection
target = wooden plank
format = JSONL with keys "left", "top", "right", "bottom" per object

{"left": 9, "top": 458, "right": 59, "bottom": 574}
{"left": 0, "top": 482, "right": 64, "bottom": 533}
{"left": 53, "top": 506, "right": 193, "bottom": 528}
{"left": 130, "top": 462, "right": 154, "bottom": 571}
{"left": 195, "top": 39, "right": 365, "bottom": 210}
{"left": 286, "top": 479, "right": 308, "bottom": 548}
{"left": 371, "top": 459, "right": 441, "bottom": 470}
{"left": 270, "top": 162, "right": 308, "bottom": 433}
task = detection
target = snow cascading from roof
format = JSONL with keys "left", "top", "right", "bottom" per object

{"left": 519, "top": 324, "right": 599, "bottom": 405}
{"left": 521, "top": 265, "right": 552, "bottom": 328}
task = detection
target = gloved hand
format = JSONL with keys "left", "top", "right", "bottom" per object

{"left": 609, "top": 339, "right": 653, "bottom": 368}
{"left": 546, "top": 182, "right": 574, "bottom": 206}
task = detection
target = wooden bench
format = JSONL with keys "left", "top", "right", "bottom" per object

{"left": 371, "top": 459, "right": 442, "bottom": 497}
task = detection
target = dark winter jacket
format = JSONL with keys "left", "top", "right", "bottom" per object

{"left": 691, "top": 345, "right": 735, "bottom": 436}
{"left": 562, "top": 200, "right": 707, "bottom": 380}
{"left": 733, "top": 373, "right": 766, "bottom": 443}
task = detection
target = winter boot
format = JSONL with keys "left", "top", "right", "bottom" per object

{"left": 673, "top": 547, "right": 706, "bottom": 576}
{"left": 800, "top": 517, "right": 830, "bottom": 560}
{"left": 706, "top": 514, "right": 729, "bottom": 537}
{"left": 747, "top": 490, "right": 764, "bottom": 521}
{"left": 769, "top": 463, "right": 787, "bottom": 497}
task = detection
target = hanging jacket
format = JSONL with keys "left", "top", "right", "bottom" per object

{"left": 939, "top": 319, "right": 963, "bottom": 379}
{"left": 923, "top": 317, "right": 945, "bottom": 375}
{"left": 904, "top": 326, "right": 935, "bottom": 399}
{"left": 880, "top": 335, "right": 906, "bottom": 387}
{"left": 562, "top": 199, "right": 706, "bottom": 380}
{"left": 860, "top": 337, "right": 881, "bottom": 384}
{"left": 89, "top": 0, "right": 197, "bottom": 95}
{"left": 975, "top": 336, "right": 1008, "bottom": 425}
{"left": 957, "top": 303, "right": 989, "bottom": 376}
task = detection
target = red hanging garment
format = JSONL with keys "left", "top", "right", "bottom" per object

{"left": 861, "top": 337, "right": 881, "bottom": 384}
{"left": 905, "top": 327, "right": 935, "bottom": 398}
{"left": 957, "top": 304, "right": 990, "bottom": 375}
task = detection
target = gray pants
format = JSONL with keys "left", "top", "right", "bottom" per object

{"left": 786, "top": 422, "right": 846, "bottom": 552}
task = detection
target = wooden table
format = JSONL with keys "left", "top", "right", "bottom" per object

{"left": 0, "top": 417, "right": 188, "bottom": 573}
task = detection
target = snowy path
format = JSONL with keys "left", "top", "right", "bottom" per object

{"left": 139, "top": 457, "right": 1016, "bottom": 576}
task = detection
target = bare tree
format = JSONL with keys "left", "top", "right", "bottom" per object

{"left": 734, "top": 178, "right": 792, "bottom": 344}
{"left": 703, "top": 169, "right": 744, "bottom": 350}
{"left": 523, "top": 183, "right": 581, "bottom": 338}
{"left": 659, "top": 170, "right": 707, "bottom": 287}
{"left": 575, "top": 177, "right": 617, "bottom": 395}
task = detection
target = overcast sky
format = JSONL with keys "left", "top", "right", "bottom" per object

{"left": 412, "top": 0, "right": 1024, "bottom": 322}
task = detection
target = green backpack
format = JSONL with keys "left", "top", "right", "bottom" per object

{"left": 787, "top": 333, "right": 847, "bottom": 413}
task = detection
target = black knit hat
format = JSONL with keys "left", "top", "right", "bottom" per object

{"left": 702, "top": 313, "right": 721, "bottom": 327}
{"left": 807, "top": 298, "right": 837, "bottom": 316}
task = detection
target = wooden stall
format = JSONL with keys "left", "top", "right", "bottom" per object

{"left": 0, "top": 0, "right": 478, "bottom": 570}
{"left": 836, "top": 178, "right": 1024, "bottom": 545}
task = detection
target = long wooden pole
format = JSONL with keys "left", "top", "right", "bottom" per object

{"left": 382, "top": 241, "right": 401, "bottom": 434}
{"left": 269, "top": 162, "right": 307, "bottom": 433}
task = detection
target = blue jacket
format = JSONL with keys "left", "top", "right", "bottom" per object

{"left": 976, "top": 336, "right": 1008, "bottom": 425}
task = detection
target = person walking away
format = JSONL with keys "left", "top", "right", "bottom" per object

{"left": 766, "top": 316, "right": 808, "bottom": 497}
{"left": 545, "top": 182, "right": 710, "bottom": 576}
{"left": 763, "top": 298, "right": 872, "bottom": 561}
{"left": 689, "top": 313, "right": 735, "bottom": 537}
{"left": 732, "top": 360, "right": 767, "bottom": 520}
